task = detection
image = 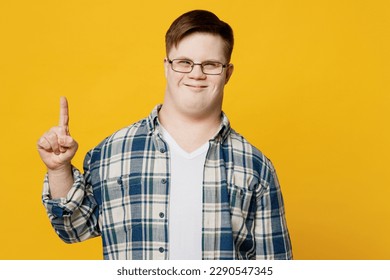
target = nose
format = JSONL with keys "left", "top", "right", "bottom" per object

{"left": 188, "top": 64, "right": 206, "bottom": 79}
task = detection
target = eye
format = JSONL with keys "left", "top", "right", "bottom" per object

{"left": 176, "top": 59, "right": 193, "bottom": 66}
{"left": 202, "top": 62, "right": 221, "bottom": 69}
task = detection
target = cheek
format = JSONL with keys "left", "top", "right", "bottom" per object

{"left": 213, "top": 78, "right": 227, "bottom": 90}
{"left": 167, "top": 71, "right": 184, "bottom": 85}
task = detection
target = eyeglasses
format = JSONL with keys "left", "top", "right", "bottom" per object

{"left": 168, "top": 58, "right": 228, "bottom": 75}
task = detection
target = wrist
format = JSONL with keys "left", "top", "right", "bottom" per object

{"left": 47, "top": 164, "right": 72, "bottom": 177}
{"left": 47, "top": 164, "right": 74, "bottom": 199}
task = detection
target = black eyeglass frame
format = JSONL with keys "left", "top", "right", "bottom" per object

{"left": 167, "top": 58, "right": 228, "bottom": 75}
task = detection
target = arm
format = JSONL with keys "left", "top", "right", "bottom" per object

{"left": 37, "top": 97, "right": 77, "bottom": 198}
{"left": 42, "top": 160, "right": 101, "bottom": 243}
{"left": 254, "top": 162, "right": 293, "bottom": 259}
{"left": 38, "top": 97, "right": 100, "bottom": 242}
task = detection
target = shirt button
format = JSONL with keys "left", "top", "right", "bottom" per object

{"left": 159, "top": 148, "right": 166, "bottom": 153}
{"left": 161, "top": 178, "right": 167, "bottom": 184}
{"left": 159, "top": 247, "right": 165, "bottom": 253}
{"left": 159, "top": 212, "right": 165, "bottom": 218}
{"left": 117, "top": 178, "right": 122, "bottom": 185}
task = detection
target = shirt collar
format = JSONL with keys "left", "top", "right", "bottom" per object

{"left": 146, "top": 104, "right": 231, "bottom": 142}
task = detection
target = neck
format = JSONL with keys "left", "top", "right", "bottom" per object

{"left": 158, "top": 104, "right": 221, "bottom": 153}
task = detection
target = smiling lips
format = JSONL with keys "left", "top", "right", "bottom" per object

{"left": 185, "top": 84, "right": 208, "bottom": 89}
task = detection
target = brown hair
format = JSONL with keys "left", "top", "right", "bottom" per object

{"left": 165, "top": 10, "right": 234, "bottom": 62}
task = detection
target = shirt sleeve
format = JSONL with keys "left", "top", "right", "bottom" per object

{"left": 42, "top": 164, "right": 101, "bottom": 243}
{"left": 254, "top": 162, "right": 293, "bottom": 259}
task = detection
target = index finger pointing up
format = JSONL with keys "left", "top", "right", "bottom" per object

{"left": 59, "top": 96, "right": 69, "bottom": 129}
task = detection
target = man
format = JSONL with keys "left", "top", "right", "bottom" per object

{"left": 37, "top": 10, "right": 292, "bottom": 260}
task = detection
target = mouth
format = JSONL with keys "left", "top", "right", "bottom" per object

{"left": 184, "top": 84, "right": 208, "bottom": 89}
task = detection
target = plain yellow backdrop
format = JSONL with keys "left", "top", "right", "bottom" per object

{"left": 0, "top": 0, "right": 389, "bottom": 259}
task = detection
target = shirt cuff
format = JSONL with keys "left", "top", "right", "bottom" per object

{"left": 42, "top": 166, "right": 86, "bottom": 218}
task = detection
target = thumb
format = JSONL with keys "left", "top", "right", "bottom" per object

{"left": 58, "top": 135, "right": 77, "bottom": 149}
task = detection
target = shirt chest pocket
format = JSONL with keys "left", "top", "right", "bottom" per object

{"left": 229, "top": 173, "right": 269, "bottom": 215}
{"left": 102, "top": 175, "right": 143, "bottom": 230}
{"left": 229, "top": 174, "right": 256, "bottom": 222}
{"left": 228, "top": 173, "right": 270, "bottom": 229}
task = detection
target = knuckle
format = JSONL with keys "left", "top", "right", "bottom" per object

{"left": 49, "top": 126, "right": 58, "bottom": 133}
{"left": 47, "top": 133, "right": 57, "bottom": 142}
{"left": 37, "top": 137, "right": 47, "bottom": 148}
{"left": 50, "top": 126, "right": 64, "bottom": 135}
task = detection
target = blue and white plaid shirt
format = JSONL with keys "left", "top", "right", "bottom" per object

{"left": 42, "top": 105, "right": 292, "bottom": 260}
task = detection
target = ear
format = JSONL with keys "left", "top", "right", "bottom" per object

{"left": 164, "top": 58, "right": 169, "bottom": 78}
{"left": 224, "top": 63, "right": 234, "bottom": 84}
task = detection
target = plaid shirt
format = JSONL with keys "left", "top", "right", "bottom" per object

{"left": 42, "top": 105, "right": 292, "bottom": 260}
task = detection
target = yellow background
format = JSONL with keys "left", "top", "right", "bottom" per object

{"left": 0, "top": 0, "right": 389, "bottom": 259}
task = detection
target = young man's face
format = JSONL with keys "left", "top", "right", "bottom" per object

{"left": 164, "top": 32, "right": 233, "bottom": 118}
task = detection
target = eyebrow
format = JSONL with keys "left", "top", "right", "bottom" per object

{"left": 173, "top": 56, "right": 224, "bottom": 63}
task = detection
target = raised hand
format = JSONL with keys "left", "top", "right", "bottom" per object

{"left": 37, "top": 97, "right": 78, "bottom": 171}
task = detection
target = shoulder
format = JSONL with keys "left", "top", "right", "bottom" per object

{"left": 227, "top": 128, "right": 276, "bottom": 177}
{"left": 86, "top": 116, "right": 151, "bottom": 161}
{"left": 104, "top": 117, "right": 150, "bottom": 144}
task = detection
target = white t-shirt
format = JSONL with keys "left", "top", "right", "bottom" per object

{"left": 159, "top": 126, "right": 209, "bottom": 260}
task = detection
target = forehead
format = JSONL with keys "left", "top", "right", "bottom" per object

{"left": 168, "top": 33, "right": 226, "bottom": 61}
